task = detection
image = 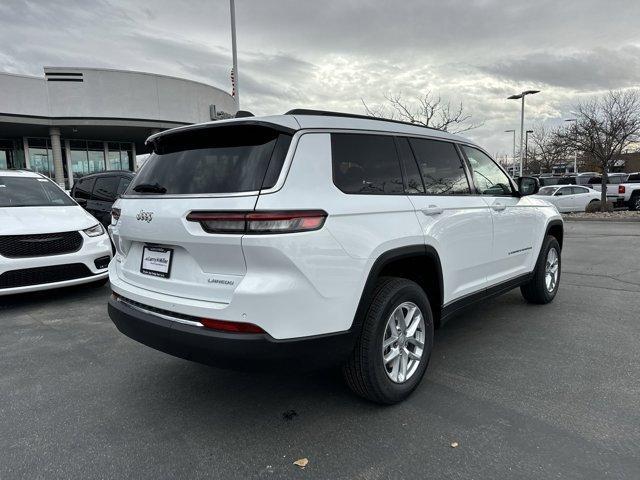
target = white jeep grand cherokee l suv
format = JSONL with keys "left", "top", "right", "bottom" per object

{"left": 108, "top": 110, "right": 563, "bottom": 404}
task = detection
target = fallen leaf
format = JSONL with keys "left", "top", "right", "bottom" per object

{"left": 450, "top": 442, "right": 459, "bottom": 448}
{"left": 293, "top": 458, "right": 309, "bottom": 468}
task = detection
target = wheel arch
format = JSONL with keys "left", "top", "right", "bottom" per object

{"left": 545, "top": 219, "right": 564, "bottom": 249}
{"left": 351, "top": 245, "right": 445, "bottom": 331}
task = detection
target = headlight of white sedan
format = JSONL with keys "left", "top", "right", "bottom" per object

{"left": 83, "top": 223, "right": 106, "bottom": 237}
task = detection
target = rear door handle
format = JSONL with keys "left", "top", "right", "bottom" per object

{"left": 421, "top": 205, "right": 443, "bottom": 216}
{"left": 491, "top": 203, "right": 506, "bottom": 211}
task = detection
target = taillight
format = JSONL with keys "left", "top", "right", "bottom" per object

{"left": 619, "top": 185, "right": 626, "bottom": 194}
{"left": 111, "top": 207, "right": 121, "bottom": 224}
{"left": 199, "top": 317, "right": 265, "bottom": 333}
{"left": 186, "top": 210, "right": 328, "bottom": 234}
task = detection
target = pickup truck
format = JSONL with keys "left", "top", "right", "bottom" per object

{"left": 591, "top": 173, "right": 640, "bottom": 210}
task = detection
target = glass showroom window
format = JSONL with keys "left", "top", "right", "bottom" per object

{"left": 107, "top": 142, "right": 134, "bottom": 170}
{"left": 70, "top": 140, "right": 106, "bottom": 177}
{"left": 27, "top": 138, "right": 54, "bottom": 178}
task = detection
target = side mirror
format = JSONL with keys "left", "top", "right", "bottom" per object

{"left": 518, "top": 176, "right": 539, "bottom": 196}
{"left": 76, "top": 198, "right": 88, "bottom": 208}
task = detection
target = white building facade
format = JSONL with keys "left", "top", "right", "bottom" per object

{"left": 0, "top": 67, "right": 237, "bottom": 187}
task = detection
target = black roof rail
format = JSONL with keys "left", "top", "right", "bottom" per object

{"left": 235, "top": 110, "right": 255, "bottom": 118}
{"left": 284, "top": 109, "right": 442, "bottom": 132}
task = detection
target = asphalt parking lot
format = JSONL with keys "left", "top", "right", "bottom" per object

{"left": 1, "top": 221, "right": 639, "bottom": 480}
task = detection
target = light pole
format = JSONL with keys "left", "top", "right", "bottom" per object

{"left": 230, "top": 0, "right": 240, "bottom": 109}
{"left": 508, "top": 90, "right": 540, "bottom": 177}
{"left": 525, "top": 129, "right": 533, "bottom": 174}
{"left": 505, "top": 129, "right": 516, "bottom": 177}
{"left": 565, "top": 118, "right": 578, "bottom": 174}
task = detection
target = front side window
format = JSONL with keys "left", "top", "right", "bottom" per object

{"left": 409, "top": 138, "right": 470, "bottom": 195}
{"left": 332, "top": 133, "right": 403, "bottom": 194}
{"left": 462, "top": 146, "right": 513, "bottom": 196}
{"left": 0, "top": 176, "right": 76, "bottom": 207}
{"left": 129, "top": 125, "right": 291, "bottom": 195}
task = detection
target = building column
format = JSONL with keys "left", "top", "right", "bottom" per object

{"left": 131, "top": 142, "right": 137, "bottom": 171}
{"left": 49, "top": 127, "right": 65, "bottom": 187}
{"left": 22, "top": 137, "right": 30, "bottom": 169}
{"left": 64, "top": 140, "right": 74, "bottom": 188}
{"left": 104, "top": 142, "right": 110, "bottom": 170}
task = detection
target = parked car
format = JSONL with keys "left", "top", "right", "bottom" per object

{"left": 107, "top": 110, "right": 563, "bottom": 404}
{"left": 0, "top": 170, "right": 112, "bottom": 295}
{"left": 538, "top": 176, "right": 561, "bottom": 187}
{"left": 596, "top": 172, "right": 640, "bottom": 210}
{"left": 71, "top": 171, "right": 134, "bottom": 227}
{"left": 532, "top": 185, "right": 601, "bottom": 212}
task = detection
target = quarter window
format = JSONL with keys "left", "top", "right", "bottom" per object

{"left": 74, "top": 177, "right": 95, "bottom": 200}
{"left": 93, "top": 176, "right": 119, "bottom": 202}
{"left": 409, "top": 138, "right": 470, "bottom": 195}
{"left": 331, "top": 134, "right": 404, "bottom": 194}
{"left": 462, "top": 146, "right": 513, "bottom": 196}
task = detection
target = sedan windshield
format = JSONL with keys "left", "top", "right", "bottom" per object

{"left": 0, "top": 176, "right": 76, "bottom": 207}
{"left": 537, "top": 186, "right": 558, "bottom": 196}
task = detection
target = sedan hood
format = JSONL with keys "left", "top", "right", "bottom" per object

{"left": 0, "top": 206, "right": 99, "bottom": 235}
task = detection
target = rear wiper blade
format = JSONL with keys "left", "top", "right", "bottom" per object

{"left": 133, "top": 183, "right": 167, "bottom": 194}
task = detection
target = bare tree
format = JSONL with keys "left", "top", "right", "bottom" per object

{"left": 362, "top": 92, "right": 483, "bottom": 134}
{"left": 558, "top": 90, "right": 640, "bottom": 210}
{"left": 528, "top": 124, "right": 570, "bottom": 174}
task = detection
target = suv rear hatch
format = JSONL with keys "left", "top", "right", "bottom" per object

{"left": 113, "top": 122, "right": 294, "bottom": 303}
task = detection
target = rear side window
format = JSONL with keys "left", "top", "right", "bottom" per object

{"left": 628, "top": 174, "right": 640, "bottom": 183}
{"left": 331, "top": 133, "right": 403, "bottom": 194}
{"left": 74, "top": 177, "right": 95, "bottom": 200}
{"left": 573, "top": 187, "right": 589, "bottom": 194}
{"left": 93, "top": 176, "right": 119, "bottom": 202}
{"left": 395, "top": 137, "right": 424, "bottom": 194}
{"left": 116, "top": 176, "right": 132, "bottom": 195}
{"left": 409, "top": 138, "right": 470, "bottom": 195}
{"left": 129, "top": 125, "right": 292, "bottom": 195}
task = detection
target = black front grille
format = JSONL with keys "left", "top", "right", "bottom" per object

{"left": 0, "top": 264, "right": 93, "bottom": 289}
{"left": 0, "top": 231, "right": 83, "bottom": 258}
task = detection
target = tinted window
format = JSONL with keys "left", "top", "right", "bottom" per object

{"left": 539, "top": 177, "right": 560, "bottom": 186}
{"left": 0, "top": 176, "right": 76, "bottom": 207}
{"left": 409, "top": 139, "right": 470, "bottom": 195}
{"left": 555, "top": 187, "right": 571, "bottom": 196}
{"left": 462, "top": 146, "right": 513, "bottom": 196}
{"left": 627, "top": 174, "right": 640, "bottom": 183}
{"left": 129, "top": 125, "right": 291, "bottom": 195}
{"left": 558, "top": 177, "right": 576, "bottom": 185}
{"left": 93, "top": 176, "right": 119, "bottom": 202}
{"left": 74, "top": 177, "right": 95, "bottom": 200}
{"left": 396, "top": 137, "right": 424, "bottom": 194}
{"left": 537, "top": 186, "right": 558, "bottom": 196}
{"left": 573, "top": 187, "right": 589, "bottom": 194}
{"left": 332, "top": 133, "right": 403, "bottom": 194}
{"left": 116, "top": 176, "right": 131, "bottom": 195}
{"left": 587, "top": 176, "right": 601, "bottom": 184}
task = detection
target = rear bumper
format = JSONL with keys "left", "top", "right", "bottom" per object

{"left": 108, "top": 294, "right": 356, "bottom": 370}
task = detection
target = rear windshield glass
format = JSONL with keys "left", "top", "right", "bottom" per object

{"left": 0, "top": 176, "right": 76, "bottom": 207}
{"left": 129, "top": 125, "right": 292, "bottom": 195}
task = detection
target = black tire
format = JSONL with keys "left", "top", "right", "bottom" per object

{"left": 629, "top": 193, "right": 640, "bottom": 211}
{"left": 520, "top": 236, "right": 561, "bottom": 304}
{"left": 342, "top": 277, "right": 434, "bottom": 404}
{"left": 88, "top": 277, "right": 109, "bottom": 288}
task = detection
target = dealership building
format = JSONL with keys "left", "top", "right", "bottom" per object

{"left": 0, "top": 66, "right": 237, "bottom": 188}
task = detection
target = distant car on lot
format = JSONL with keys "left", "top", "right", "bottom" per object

{"left": 557, "top": 172, "right": 599, "bottom": 185}
{"left": 107, "top": 109, "right": 563, "bottom": 404}
{"left": 595, "top": 172, "right": 640, "bottom": 210}
{"left": 0, "top": 170, "right": 112, "bottom": 296}
{"left": 532, "top": 185, "right": 601, "bottom": 212}
{"left": 538, "top": 176, "right": 561, "bottom": 187}
{"left": 71, "top": 171, "right": 134, "bottom": 227}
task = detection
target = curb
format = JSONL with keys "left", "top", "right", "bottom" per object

{"left": 563, "top": 216, "right": 640, "bottom": 223}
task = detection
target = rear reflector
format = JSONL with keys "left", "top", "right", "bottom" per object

{"left": 199, "top": 318, "right": 265, "bottom": 333}
{"left": 187, "top": 210, "right": 327, "bottom": 234}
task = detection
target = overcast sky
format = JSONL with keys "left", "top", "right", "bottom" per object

{"left": 2, "top": 0, "right": 640, "bottom": 156}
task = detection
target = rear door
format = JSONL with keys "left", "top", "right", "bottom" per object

{"left": 553, "top": 186, "right": 574, "bottom": 212}
{"left": 404, "top": 137, "right": 492, "bottom": 302}
{"left": 111, "top": 123, "right": 293, "bottom": 304}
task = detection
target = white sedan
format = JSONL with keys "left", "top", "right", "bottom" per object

{"left": 531, "top": 185, "right": 601, "bottom": 212}
{"left": 0, "top": 170, "right": 112, "bottom": 295}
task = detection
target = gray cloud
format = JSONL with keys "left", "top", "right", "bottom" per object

{"left": 1, "top": 0, "right": 640, "bottom": 156}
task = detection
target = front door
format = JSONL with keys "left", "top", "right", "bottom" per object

{"left": 399, "top": 137, "right": 492, "bottom": 303}
{"left": 460, "top": 145, "right": 540, "bottom": 286}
